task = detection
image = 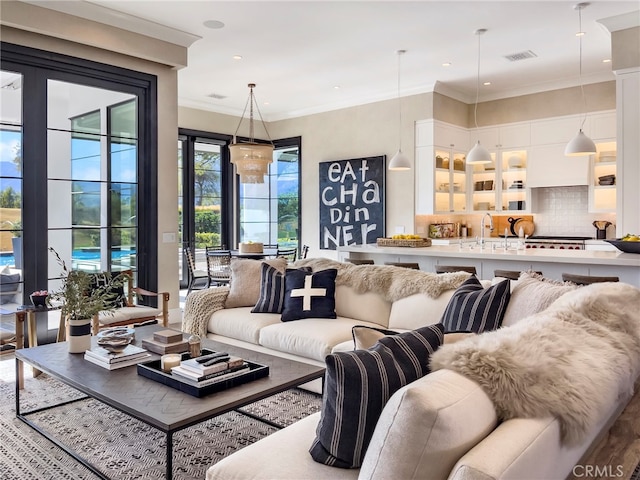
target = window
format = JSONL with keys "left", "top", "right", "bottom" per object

{"left": 0, "top": 42, "right": 157, "bottom": 306}
{"left": 238, "top": 137, "right": 301, "bottom": 249}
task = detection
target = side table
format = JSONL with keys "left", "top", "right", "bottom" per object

{"left": 15, "top": 305, "right": 61, "bottom": 389}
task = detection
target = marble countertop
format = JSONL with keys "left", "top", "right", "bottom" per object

{"left": 337, "top": 243, "right": 640, "bottom": 267}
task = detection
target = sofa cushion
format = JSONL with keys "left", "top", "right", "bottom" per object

{"left": 281, "top": 269, "right": 337, "bottom": 322}
{"left": 251, "top": 263, "right": 286, "bottom": 314}
{"left": 209, "top": 307, "right": 282, "bottom": 345}
{"left": 226, "top": 258, "right": 288, "bottom": 308}
{"left": 259, "top": 317, "right": 385, "bottom": 362}
{"left": 359, "top": 369, "right": 498, "bottom": 480}
{"left": 352, "top": 325, "right": 475, "bottom": 350}
{"left": 501, "top": 272, "right": 580, "bottom": 327}
{"left": 335, "top": 285, "right": 391, "bottom": 328}
{"left": 205, "top": 412, "right": 359, "bottom": 480}
{"left": 441, "top": 276, "right": 510, "bottom": 333}
{"left": 388, "top": 290, "right": 456, "bottom": 330}
{"left": 309, "top": 323, "right": 444, "bottom": 468}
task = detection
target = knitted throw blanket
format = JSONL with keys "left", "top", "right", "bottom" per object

{"left": 431, "top": 281, "right": 640, "bottom": 446}
{"left": 182, "top": 258, "right": 471, "bottom": 337}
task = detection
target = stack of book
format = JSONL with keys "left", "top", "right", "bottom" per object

{"left": 141, "top": 329, "right": 189, "bottom": 354}
{"left": 170, "top": 352, "right": 249, "bottom": 387}
{"left": 84, "top": 344, "right": 151, "bottom": 370}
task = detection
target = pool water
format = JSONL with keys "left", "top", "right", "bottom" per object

{"left": 0, "top": 250, "right": 135, "bottom": 267}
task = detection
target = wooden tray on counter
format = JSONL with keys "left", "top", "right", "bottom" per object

{"left": 376, "top": 238, "right": 432, "bottom": 247}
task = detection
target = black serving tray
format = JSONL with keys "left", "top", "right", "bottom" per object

{"left": 137, "top": 349, "right": 269, "bottom": 398}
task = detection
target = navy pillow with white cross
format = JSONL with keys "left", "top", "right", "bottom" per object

{"left": 281, "top": 268, "right": 338, "bottom": 322}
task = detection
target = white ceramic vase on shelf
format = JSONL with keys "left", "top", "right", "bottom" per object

{"left": 67, "top": 318, "right": 92, "bottom": 353}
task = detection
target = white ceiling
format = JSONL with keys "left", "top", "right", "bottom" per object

{"left": 22, "top": 0, "right": 640, "bottom": 121}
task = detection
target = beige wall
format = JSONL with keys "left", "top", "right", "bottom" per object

{"left": 611, "top": 26, "right": 640, "bottom": 71}
{"left": 1, "top": 26, "right": 182, "bottom": 310}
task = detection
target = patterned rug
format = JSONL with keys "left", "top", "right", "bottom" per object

{"left": 0, "top": 374, "right": 321, "bottom": 479}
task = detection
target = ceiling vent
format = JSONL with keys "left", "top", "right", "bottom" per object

{"left": 504, "top": 50, "right": 538, "bottom": 62}
{"left": 207, "top": 93, "right": 227, "bottom": 100}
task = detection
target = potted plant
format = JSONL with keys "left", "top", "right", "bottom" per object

{"left": 48, "top": 247, "right": 127, "bottom": 353}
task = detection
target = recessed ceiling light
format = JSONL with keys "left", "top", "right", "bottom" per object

{"left": 442, "top": 62, "right": 452, "bottom": 67}
{"left": 334, "top": 86, "right": 341, "bottom": 90}
{"left": 576, "top": 31, "right": 585, "bottom": 37}
{"left": 483, "top": 82, "right": 491, "bottom": 86}
{"left": 203, "top": 20, "right": 225, "bottom": 29}
{"left": 602, "top": 58, "right": 611, "bottom": 63}
{"left": 232, "top": 55, "right": 243, "bottom": 60}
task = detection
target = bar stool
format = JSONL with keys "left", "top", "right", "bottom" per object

{"left": 435, "top": 265, "right": 477, "bottom": 275}
{"left": 345, "top": 258, "right": 374, "bottom": 265}
{"left": 384, "top": 262, "right": 420, "bottom": 270}
{"left": 494, "top": 269, "right": 543, "bottom": 280}
{"left": 561, "top": 273, "right": 619, "bottom": 285}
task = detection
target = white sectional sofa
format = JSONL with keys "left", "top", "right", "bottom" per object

{"left": 182, "top": 258, "right": 640, "bottom": 480}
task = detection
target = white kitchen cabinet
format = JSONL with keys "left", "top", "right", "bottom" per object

{"left": 589, "top": 141, "right": 617, "bottom": 213}
{"left": 472, "top": 123, "right": 529, "bottom": 149}
{"left": 530, "top": 116, "right": 583, "bottom": 145}
{"left": 416, "top": 120, "right": 469, "bottom": 214}
{"left": 528, "top": 144, "right": 589, "bottom": 187}
{"left": 470, "top": 148, "right": 529, "bottom": 213}
{"left": 589, "top": 111, "right": 616, "bottom": 141}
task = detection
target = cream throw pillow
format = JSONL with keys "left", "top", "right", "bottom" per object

{"left": 225, "top": 258, "right": 288, "bottom": 308}
{"left": 501, "top": 272, "right": 580, "bottom": 327}
{"left": 352, "top": 325, "right": 474, "bottom": 350}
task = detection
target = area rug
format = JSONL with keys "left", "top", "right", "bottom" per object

{"left": 0, "top": 374, "right": 321, "bottom": 479}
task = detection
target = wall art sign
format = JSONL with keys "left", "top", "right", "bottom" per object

{"left": 319, "top": 155, "right": 385, "bottom": 250}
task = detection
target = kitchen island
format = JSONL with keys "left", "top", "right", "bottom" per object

{"left": 337, "top": 243, "right": 640, "bottom": 287}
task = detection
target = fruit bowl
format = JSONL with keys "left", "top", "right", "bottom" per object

{"left": 605, "top": 239, "right": 640, "bottom": 254}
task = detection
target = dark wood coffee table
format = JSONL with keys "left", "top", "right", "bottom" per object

{"left": 15, "top": 324, "right": 325, "bottom": 480}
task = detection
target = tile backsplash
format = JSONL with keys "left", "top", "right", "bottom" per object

{"left": 530, "top": 186, "right": 615, "bottom": 238}
{"left": 415, "top": 186, "right": 617, "bottom": 239}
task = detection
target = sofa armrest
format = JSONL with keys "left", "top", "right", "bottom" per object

{"left": 183, "top": 287, "right": 230, "bottom": 337}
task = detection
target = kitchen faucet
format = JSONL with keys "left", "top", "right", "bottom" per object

{"left": 479, "top": 213, "right": 494, "bottom": 247}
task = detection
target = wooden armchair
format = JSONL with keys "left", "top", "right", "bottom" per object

{"left": 85, "top": 269, "right": 170, "bottom": 336}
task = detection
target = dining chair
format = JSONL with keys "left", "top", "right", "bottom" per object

{"left": 345, "top": 258, "right": 374, "bottom": 265}
{"left": 206, "top": 248, "right": 232, "bottom": 286}
{"left": 301, "top": 245, "right": 310, "bottom": 259}
{"left": 276, "top": 246, "right": 297, "bottom": 263}
{"left": 561, "top": 273, "right": 619, "bottom": 285}
{"left": 184, "top": 247, "right": 210, "bottom": 295}
{"left": 435, "top": 265, "right": 477, "bottom": 274}
{"left": 385, "top": 262, "right": 420, "bottom": 270}
{"left": 494, "top": 269, "right": 543, "bottom": 280}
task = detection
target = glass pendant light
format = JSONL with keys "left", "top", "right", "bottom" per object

{"left": 565, "top": 2, "right": 597, "bottom": 156}
{"left": 467, "top": 28, "right": 492, "bottom": 165}
{"left": 388, "top": 49, "right": 411, "bottom": 171}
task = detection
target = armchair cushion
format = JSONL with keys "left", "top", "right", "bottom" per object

{"left": 0, "top": 271, "right": 20, "bottom": 304}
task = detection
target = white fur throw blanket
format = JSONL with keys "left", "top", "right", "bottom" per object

{"left": 182, "top": 258, "right": 471, "bottom": 338}
{"left": 430, "top": 282, "right": 640, "bottom": 446}
{"left": 293, "top": 258, "right": 470, "bottom": 302}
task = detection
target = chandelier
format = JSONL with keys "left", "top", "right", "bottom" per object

{"left": 229, "top": 83, "right": 274, "bottom": 183}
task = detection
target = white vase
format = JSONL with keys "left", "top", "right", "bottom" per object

{"left": 67, "top": 318, "right": 92, "bottom": 353}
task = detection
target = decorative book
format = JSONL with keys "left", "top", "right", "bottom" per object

{"left": 141, "top": 337, "right": 189, "bottom": 354}
{"left": 84, "top": 344, "right": 151, "bottom": 370}
{"left": 153, "top": 329, "right": 183, "bottom": 344}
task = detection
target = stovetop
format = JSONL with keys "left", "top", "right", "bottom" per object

{"left": 527, "top": 236, "right": 592, "bottom": 241}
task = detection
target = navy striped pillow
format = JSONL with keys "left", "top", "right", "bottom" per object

{"left": 251, "top": 263, "right": 286, "bottom": 313}
{"left": 440, "top": 276, "right": 510, "bottom": 333}
{"left": 310, "top": 323, "right": 444, "bottom": 468}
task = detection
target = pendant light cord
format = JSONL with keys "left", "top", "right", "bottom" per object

{"left": 232, "top": 84, "right": 273, "bottom": 143}
{"left": 473, "top": 29, "right": 486, "bottom": 131}
{"left": 396, "top": 50, "right": 405, "bottom": 152}
{"left": 578, "top": 5, "right": 587, "bottom": 130}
